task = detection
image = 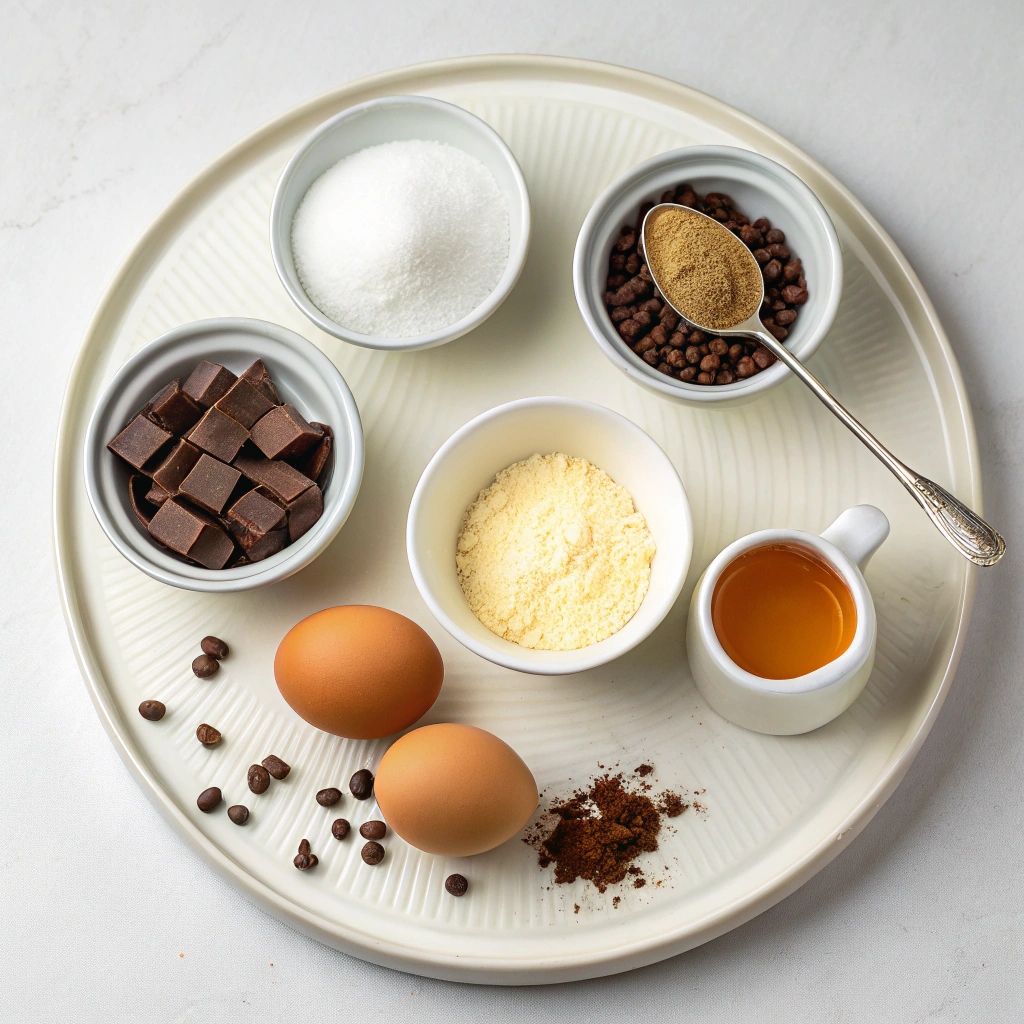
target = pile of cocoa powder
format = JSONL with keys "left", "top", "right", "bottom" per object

{"left": 526, "top": 766, "right": 689, "bottom": 893}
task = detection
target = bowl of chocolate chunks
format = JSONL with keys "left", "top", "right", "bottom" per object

{"left": 85, "top": 318, "right": 363, "bottom": 592}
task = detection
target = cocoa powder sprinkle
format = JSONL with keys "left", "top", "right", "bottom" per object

{"left": 527, "top": 771, "right": 690, "bottom": 893}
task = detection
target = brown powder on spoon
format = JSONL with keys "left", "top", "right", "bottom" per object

{"left": 643, "top": 205, "right": 763, "bottom": 331}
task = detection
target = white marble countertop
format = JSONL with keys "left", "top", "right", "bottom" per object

{"left": 3, "top": 2, "right": 1022, "bottom": 1019}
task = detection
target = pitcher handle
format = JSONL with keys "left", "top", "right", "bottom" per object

{"left": 820, "top": 505, "right": 890, "bottom": 572}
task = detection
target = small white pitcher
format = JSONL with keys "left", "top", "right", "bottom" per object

{"left": 687, "top": 505, "right": 890, "bottom": 735}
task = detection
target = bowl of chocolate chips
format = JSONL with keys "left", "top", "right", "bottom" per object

{"left": 574, "top": 145, "right": 843, "bottom": 406}
{"left": 85, "top": 317, "right": 363, "bottom": 591}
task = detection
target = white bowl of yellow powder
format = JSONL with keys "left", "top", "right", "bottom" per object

{"left": 407, "top": 397, "right": 692, "bottom": 675}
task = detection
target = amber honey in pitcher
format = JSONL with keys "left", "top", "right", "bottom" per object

{"left": 711, "top": 544, "right": 857, "bottom": 679}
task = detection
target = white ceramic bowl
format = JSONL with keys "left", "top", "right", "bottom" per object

{"left": 574, "top": 145, "right": 842, "bottom": 407}
{"left": 84, "top": 318, "right": 364, "bottom": 592}
{"left": 407, "top": 397, "right": 692, "bottom": 675}
{"left": 270, "top": 95, "right": 531, "bottom": 351}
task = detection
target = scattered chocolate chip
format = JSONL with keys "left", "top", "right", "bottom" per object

{"left": 331, "top": 819, "right": 351, "bottom": 840}
{"left": 445, "top": 874, "right": 469, "bottom": 897}
{"left": 361, "top": 841, "right": 385, "bottom": 865}
{"left": 138, "top": 700, "right": 165, "bottom": 721}
{"left": 197, "top": 787, "right": 221, "bottom": 812}
{"left": 192, "top": 654, "right": 219, "bottom": 679}
{"left": 262, "top": 755, "right": 290, "bottom": 780}
{"left": 227, "top": 805, "right": 249, "bottom": 825}
{"left": 201, "top": 636, "right": 229, "bottom": 660}
{"left": 247, "top": 764, "right": 270, "bottom": 794}
{"left": 359, "top": 820, "right": 386, "bottom": 840}
{"left": 294, "top": 838, "right": 318, "bottom": 871}
{"left": 349, "top": 769, "right": 374, "bottom": 800}
{"left": 196, "top": 723, "right": 222, "bottom": 746}
{"left": 316, "top": 788, "right": 342, "bottom": 807}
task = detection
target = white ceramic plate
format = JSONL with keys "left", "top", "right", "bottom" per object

{"left": 54, "top": 56, "right": 979, "bottom": 985}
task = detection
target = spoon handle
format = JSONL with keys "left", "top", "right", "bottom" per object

{"left": 746, "top": 325, "right": 1005, "bottom": 566}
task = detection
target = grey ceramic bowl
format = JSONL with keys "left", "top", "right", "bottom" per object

{"left": 84, "top": 318, "right": 364, "bottom": 592}
{"left": 270, "top": 94, "right": 531, "bottom": 351}
{"left": 574, "top": 146, "right": 842, "bottom": 407}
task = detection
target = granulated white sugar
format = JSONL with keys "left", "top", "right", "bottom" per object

{"left": 291, "top": 139, "right": 510, "bottom": 338}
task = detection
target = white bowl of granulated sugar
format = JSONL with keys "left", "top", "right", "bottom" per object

{"left": 271, "top": 95, "right": 531, "bottom": 351}
{"left": 407, "top": 397, "right": 693, "bottom": 675}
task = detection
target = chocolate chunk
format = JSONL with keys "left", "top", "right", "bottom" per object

{"left": 151, "top": 440, "right": 202, "bottom": 496}
{"left": 262, "top": 755, "right": 290, "bottom": 780}
{"left": 240, "top": 359, "right": 280, "bottom": 404}
{"left": 147, "top": 499, "right": 235, "bottom": 570}
{"left": 128, "top": 474, "right": 158, "bottom": 528}
{"left": 227, "top": 805, "right": 249, "bottom": 825}
{"left": 349, "top": 769, "right": 373, "bottom": 800}
{"left": 178, "top": 454, "right": 242, "bottom": 515}
{"left": 187, "top": 407, "right": 249, "bottom": 464}
{"left": 359, "top": 820, "right": 386, "bottom": 840}
{"left": 226, "top": 548, "right": 250, "bottom": 568}
{"left": 196, "top": 723, "right": 221, "bottom": 746}
{"left": 225, "top": 490, "right": 286, "bottom": 549}
{"left": 360, "top": 841, "right": 385, "bottom": 865}
{"left": 445, "top": 873, "right": 468, "bottom": 897}
{"left": 234, "top": 455, "right": 314, "bottom": 504}
{"left": 197, "top": 787, "right": 221, "bottom": 813}
{"left": 247, "top": 527, "right": 288, "bottom": 563}
{"left": 285, "top": 485, "right": 323, "bottom": 542}
{"left": 250, "top": 404, "right": 323, "bottom": 460}
{"left": 143, "top": 379, "right": 203, "bottom": 434}
{"left": 138, "top": 700, "right": 165, "bottom": 721}
{"left": 248, "top": 764, "right": 270, "bottom": 794}
{"left": 145, "top": 481, "right": 171, "bottom": 507}
{"left": 331, "top": 819, "right": 350, "bottom": 840}
{"left": 201, "top": 636, "right": 229, "bottom": 660}
{"left": 294, "top": 423, "right": 333, "bottom": 484}
{"left": 214, "top": 377, "right": 275, "bottom": 429}
{"left": 107, "top": 414, "right": 172, "bottom": 471}
{"left": 257, "top": 484, "right": 323, "bottom": 543}
{"left": 316, "top": 788, "right": 342, "bottom": 807}
{"left": 183, "top": 361, "right": 237, "bottom": 408}
{"left": 192, "top": 654, "right": 219, "bottom": 678}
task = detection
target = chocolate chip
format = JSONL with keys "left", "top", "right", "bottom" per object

{"left": 361, "top": 841, "right": 385, "bottom": 865}
{"left": 331, "top": 819, "right": 351, "bottom": 840}
{"left": 197, "top": 787, "right": 221, "bottom": 812}
{"left": 349, "top": 769, "right": 373, "bottom": 800}
{"left": 359, "top": 820, "right": 386, "bottom": 840}
{"left": 138, "top": 700, "right": 165, "bottom": 721}
{"left": 227, "top": 805, "right": 249, "bottom": 825}
{"left": 294, "top": 838, "right": 318, "bottom": 871}
{"left": 247, "top": 764, "right": 270, "bottom": 794}
{"left": 445, "top": 873, "right": 469, "bottom": 897}
{"left": 201, "top": 636, "right": 229, "bottom": 660}
{"left": 262, "top": 755, "right": 290, "bottom": 780}
{"left": 196, "top": 723, "right": 222, "bottom": 746}
{"left": 192, "top": 654, "right": 219, "bottom": 679}
{"left": 316, "top": 788, "right": 342, "bottom": 807}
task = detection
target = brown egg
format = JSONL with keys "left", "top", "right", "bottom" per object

{"left": 274, "top": 606, "right": 443, "bottom": 739}
{"left": 375, "top": 724, "right": 538, "bottom": 856}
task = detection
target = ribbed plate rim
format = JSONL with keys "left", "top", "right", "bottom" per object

{"left": 52, "top": 54, "right": 979, "bottom": 985}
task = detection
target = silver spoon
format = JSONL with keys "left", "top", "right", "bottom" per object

{"left": 641, "top": 203, "right": 1005, "bottom": 567}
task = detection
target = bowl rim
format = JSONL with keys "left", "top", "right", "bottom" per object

{"left": 573, "top": 144, "right": 843, "bottom": 403}
{"left": 83, "top": 316, "right": 364, "bottom": 592}
{"left": 270, "top": 94, "right": 532, "bottom": 352}
{"left": 406, "top": 395, "right": 692, "bottom": 675}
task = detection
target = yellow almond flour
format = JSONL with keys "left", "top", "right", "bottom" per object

{"left": 456, "top": 453, "right": 656, "bottom": 651}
